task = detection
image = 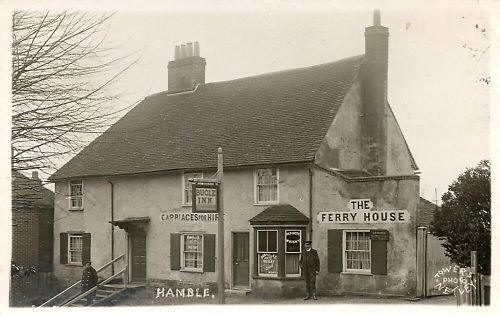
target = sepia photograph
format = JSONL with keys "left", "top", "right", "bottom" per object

{"left": 0, "top": 0, "right": 497, "bottom": 312}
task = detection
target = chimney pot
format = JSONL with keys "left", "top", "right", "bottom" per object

{"left": 167, "top": 40, "right": 206, "bottom": 93}
{"left": 174, "top": 45, "right": 180, "bottom": 60}
{"left": 373, "top": 10, "right": 381, "bottom": 26}
{"left": 181, "top": 44, "right": 187, "bottom": 58}
{"left": 194, "top": 42, "right": 200, "bottom": 56}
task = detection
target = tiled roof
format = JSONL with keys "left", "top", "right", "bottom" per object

{"left": 417, "top": 197, "right": 438, "bottom": 228}
{"left": 250, "top": 204, "right": 309, "bottom": 224}
{"left": 12, "top": 171, "right": 54, "bottom": 209}
{"left": 49, "top": 55, "right": 365, "bottom": 180}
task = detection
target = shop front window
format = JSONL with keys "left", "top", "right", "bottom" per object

{"left": 254, "top": 227, "right": 306, "bottom": 278}
{"left": 344, "top": 230, "right": 371, "bottom": 272}
{"left": 257, "top": 230, "right": 278, "bottom": 276}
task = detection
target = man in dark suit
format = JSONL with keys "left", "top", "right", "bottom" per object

{"left": 299, "top": 240, "right": 320, "bottom": 300}
{"left": 81, "top": 261, "right": 98, "bottom": 305}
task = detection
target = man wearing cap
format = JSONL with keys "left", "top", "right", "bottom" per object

{"left": 81, "top": 261, "right": 98, "bottom": 305}
{"left": 299, "top": 240, "right": 320, "bottom": 300}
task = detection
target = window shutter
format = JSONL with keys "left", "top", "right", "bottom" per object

{"left": 327, "top": 229, "right": 343, "bottom": 273}
{"left": 170, "top": 233, "right": 181, "bottom": 270}
{"left": 371, "top": 239, "right": 388, "bottom": 275}
{"left": 60, "top": 233, "right": 68, "bottom": 264}
{"left": 82, "top": 233, "right": 91, "bottom": 265}
{"left": 203, "top": 234, "right": 216, "bottom": 272}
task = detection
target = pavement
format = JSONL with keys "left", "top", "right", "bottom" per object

{"left": 110, "top": 287, "right": 456, "bottom": 306}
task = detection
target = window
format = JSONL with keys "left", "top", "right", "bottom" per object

{"left": 343, "top": 230, "right": 371, "bottom": 272}
{"left": 257, "top": 230, "right": 278, "bottom": 277}
{"left": 255, "top": 168, "right": 278, "bottom": 204}
{"left": 68, "top": 234, "right": 83, "bottom": 264}
{"left": 285, "top": 230, "right": 301, "bottom": 276}
{"left": 181, "top": 233, "right": 203, "bottom": 271}
{"left": 69, "top": 181, "right": 83, "bottom": 209}
{"left": 183, "top": 173, "right": 203, "bottom": 205}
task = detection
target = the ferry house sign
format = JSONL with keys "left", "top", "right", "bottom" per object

{"left": 192, "top": 183, "right": 219, "bottom": 213}
{"left": 317, "top": 198, "right": 410, "bottom": 223}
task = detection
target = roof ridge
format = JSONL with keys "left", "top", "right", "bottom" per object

{"left": 205, "top": 54, "right": 365, "bottom": 87}
{"left": 145, "top": 54, "right": 365, "bottom": 100}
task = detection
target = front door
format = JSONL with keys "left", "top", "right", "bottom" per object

{"left": 130, "top": 229, "right": 146, "bottom": 283}
{"left": 232, "top": 232, "right": 249, "bottom": 287}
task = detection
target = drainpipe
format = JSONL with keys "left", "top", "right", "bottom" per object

{"left": 107, "top": 178, "right": 115, "bottom": 275}
{"left": 308, "top": 164, "right": 314, "bottom": 240}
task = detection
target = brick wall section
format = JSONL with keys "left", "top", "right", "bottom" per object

{"left": 11, "top": 206, "right": 40, "bottom": 305}
{"left": 11, "top": 171, "right": 55, "bottom": 306}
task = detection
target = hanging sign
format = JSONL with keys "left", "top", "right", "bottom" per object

{"left": 317, "top": 210, "right": 410, "bottom": 223}
{"left": 192, "top": 184, "right": 218, "bottom": 213}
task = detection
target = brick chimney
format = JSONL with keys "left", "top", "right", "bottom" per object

{"left": 361, "top": 10, "right": 389, "bottom": 175}
{"left": 31, "top": 171, "right": 39, "bottom": 181}
{"left": 167, "top": 41, "right": 206, "bottom": 94}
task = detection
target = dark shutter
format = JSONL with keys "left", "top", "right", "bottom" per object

{"left": 60, "top": 233, "right": 68, "bottom": 264}
{"left": 170, "top": 233, "right": 181, "bottom": 270}
{"left": 82, "top": 233, "right": 91, "bottom": 265}
{"left": 203, "top": 234, "right": 216, "bottom": 272}
{"left": 327, "top": 229, "right": 343, "bottom": 273}
{"left": 371, "top": 239, "right": 388, "bottom": 275}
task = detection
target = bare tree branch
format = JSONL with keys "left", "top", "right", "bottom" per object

{"left": 11, "top": 11, "right": 141, "bottom": 173}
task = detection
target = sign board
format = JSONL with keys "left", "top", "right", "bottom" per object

{"left": 370, "top": 229, "right": 389, "bottom": 241}
{"left": 348, "top": 199, "right": 373, "bottom": 211}
{"left": 161, "top": 212, "right": 218, "bottom": 222}
{"left": 285, "top": 231, "right": 301, "bottom": 252}
{"left": 192, "top": 184, "right": 218, "bottom": 213}
{"left": 259, "top": 253, "right": 278, "bottom": 274}
{"left": 317, "top": 210, "right": 410, "bottom": 223}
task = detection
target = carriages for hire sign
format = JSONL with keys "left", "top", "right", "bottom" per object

{"left": 192, "top": 183, "right": 219, "bottom": 213}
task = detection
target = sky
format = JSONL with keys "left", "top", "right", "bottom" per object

{"left": 98, "top": 6, "right": 490, "bottom": 203}
{"left": 0, "top": 1, "right": 495, "bottom": 202}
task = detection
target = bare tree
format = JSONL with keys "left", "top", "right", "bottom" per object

{"left": 11, "top": 11, "right": 139, "bottom": 174}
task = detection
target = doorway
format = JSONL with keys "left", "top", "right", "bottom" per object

{"left": 232, "top": 232, "right": 249, "bottom": 287}
{"left": 130, "top": 229, "right": 146, "bottom": 283}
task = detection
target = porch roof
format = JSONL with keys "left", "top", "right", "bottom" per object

{"left": 249, "top": 204, "right": 309, "bottom": 225}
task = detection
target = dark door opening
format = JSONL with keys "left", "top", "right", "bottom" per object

{"left": 130, "top": 229, "right": 146, "bottom": 283}
{"left": 232, "top": 232, "right": 249, "bottom": 287}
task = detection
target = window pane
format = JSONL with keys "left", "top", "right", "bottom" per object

{"left": 345, "top": 231, "right": 370, "bottom": 271}
{"left": 69, "top": 236, "right": 82, "bottom": 263}
{"left": 258, "top": 231, "right": 268, "bottom": 252}
{"left": 267, "top": 231, "right": 277, "bottom": 252}
{"left": 286, "top": 253, "right": 300, "bottom": 274}
{"left": 286, "top": 231, "right": 301, "bottom": 253}
{"left": 256, "top": 168, "right": 277, "bottom": 202}
{"left": 182, "top": 234, "right": 203, "bottom": 269}
{"left": 259, "top": 253, "right": 278, "bottom": 275}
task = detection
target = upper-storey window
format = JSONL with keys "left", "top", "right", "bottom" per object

{"left": 254, "top": 168, "right": 278, "bottom": 204}
{"left": 69, "top": 180, "right": 83, "bottom": 210}
{"left": 183, "top": 173, "right": 203, "bottom": 206}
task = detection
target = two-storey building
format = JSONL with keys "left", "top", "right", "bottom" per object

{"left": 49, "top": 12, "right": 422, "bottom": 298}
